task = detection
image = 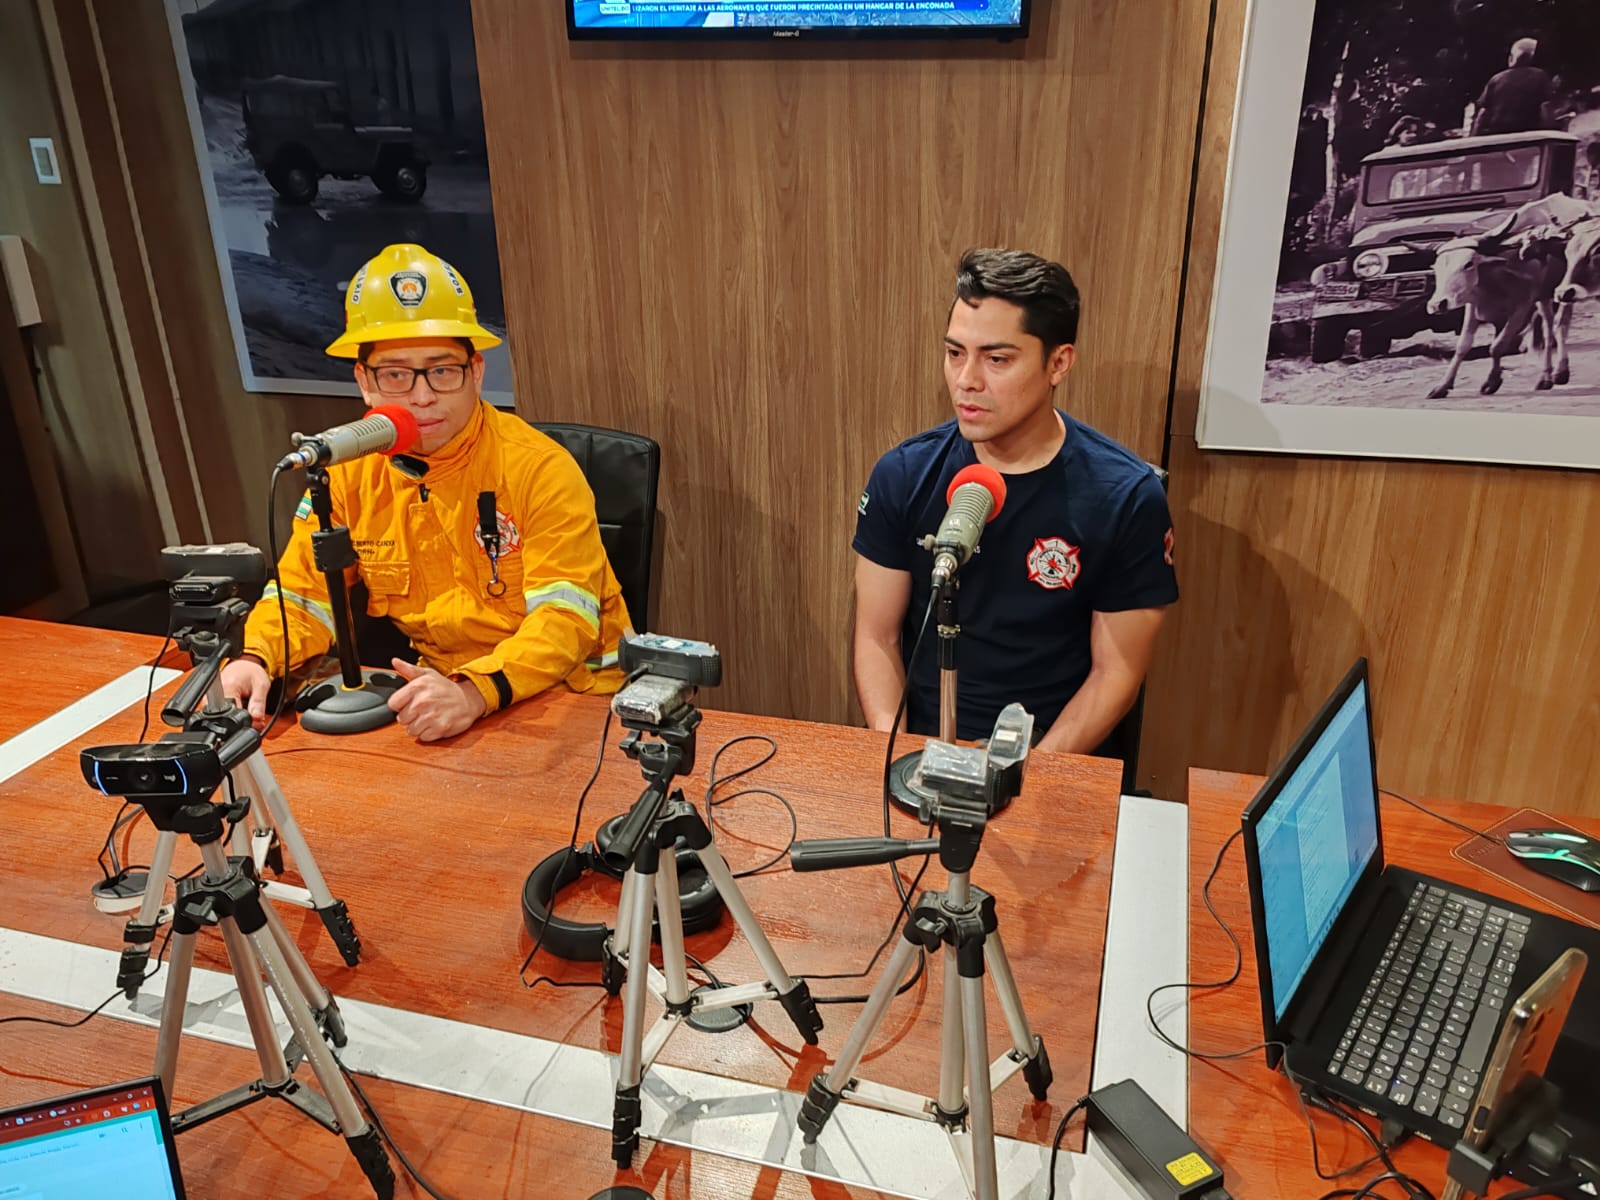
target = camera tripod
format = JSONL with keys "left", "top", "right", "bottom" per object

{"left": 600, "top": 702, "right": 823, "bottom": 1168}
{"left": 790, "top": 713, "right": 1050, "bottom": 1200}
{"left": 118, "top": 630, "right": 361, "bottom": 998}
{"left": 88, "top": 721, "right": 394, "bottom": 1198}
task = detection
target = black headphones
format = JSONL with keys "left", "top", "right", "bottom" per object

{"left": 520, "top": 813, "right": 725, "bottom": 961}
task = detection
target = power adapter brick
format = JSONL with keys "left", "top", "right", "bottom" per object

{"left": 1085, "top": 1079, "right": 1231, "bottom": 1200}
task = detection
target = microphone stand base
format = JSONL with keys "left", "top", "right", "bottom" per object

{"left": 888, "top": 749, "right": 935, "bottom": 817}
{"left": 297, "top": 670, "right": 403, "bottom": 735}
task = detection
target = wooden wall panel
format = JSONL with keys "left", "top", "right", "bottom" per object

{"left": 0, "top": 0, "right": 165, "bottom": 591}
{"left": 473, "top": 0, "right": 1214, "bottom": 721}
{"left": 1143, "top": 0, "right": 1600, "bottom": 817}
{"left": 91, "top": 0, "right": 343, "bottom": 548}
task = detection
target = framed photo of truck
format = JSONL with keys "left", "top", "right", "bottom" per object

{"left": 1198, "top": 0, "right": 1600, "bottom": 470}
{"left": 165, "top": 0, "right": 512, "bottom": 399}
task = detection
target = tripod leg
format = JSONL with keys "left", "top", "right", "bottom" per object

{"left": 229, "top": 784, "right": 269, "bottom": 867}
{"left": 154, "top": 929, "right": 197, "bottom": 1101}
{"left": 960, "top": 972, "right": 1000, "bottom": 1200}
{"left": 260, "top": 899, "right": 346, "bottom": 1047}
{"left": 613, "top": 861, "right": 657, "bottom": 1168}
{"left": 602, "top": 869, "right": 640, "bottom": 997}
{"left": 217, "top": 915, "right": 294, "bottom": 1088}
{"left": 239, "top": 753, "right": 362, "bottom": 966}
{"left": 245, "top": 924, "right": 394, "bottom": 1200}
{"left": 120, "top": 829, "right": 178, "bottom": 998}
{"left": 935, "top": 952, "right": 969, "bottom": 1126}
{"left": 694, "top": 842, "right": 822, "bottom": 1043}
{"left": 985, "top": 932, "right": 1051, "bottom": 1100}
{"left": 799, "top": 934, "right": 923, "bottom": 1144}
{"left": 654, "top": 852, "right": 692, "bottom": 1009}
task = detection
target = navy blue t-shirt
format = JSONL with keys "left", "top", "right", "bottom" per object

{"left": 852, "top": 414, "right": 1178, "bottom": 740}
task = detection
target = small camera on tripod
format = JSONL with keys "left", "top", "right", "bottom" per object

{"left": 611, "top": 632, "right": 722, "bottom": 729}
{"left": 83, "top": 738, "right": 227, "bottom": 800}
{"left": 915, "top": 703, "right": 1034, "bottom": 822}
{"left": 81, "top": 714, "right": 259, "bottom": 838}
{"left": 162, "top": 543, "right": 267, "bottom": 657}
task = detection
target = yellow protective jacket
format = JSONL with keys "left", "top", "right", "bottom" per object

{"left": 243, "top": 401, "right": 630, "bottom": 711}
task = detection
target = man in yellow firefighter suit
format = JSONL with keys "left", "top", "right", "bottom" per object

{"left": 221, "top": 244, "right": 630, "bottom": 742}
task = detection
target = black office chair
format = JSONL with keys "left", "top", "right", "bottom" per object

{"left": 529, "top": 421, "right": 661, "bottom": 635}
{"left": 350, "top": 422, "right": 661, "bottom": 669}
{"left": 1094, "top": 463, "right": 1170, "bottom": 796}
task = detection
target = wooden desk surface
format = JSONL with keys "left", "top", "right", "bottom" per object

{"left": 0, "top": 616, "right": 167, "bottom": 739}
{"left": 0, "top": 621, "right": 1123, "bottom": 1196}
{"left": 1187, "top": 767, "right": 1600, "bottom": 1199}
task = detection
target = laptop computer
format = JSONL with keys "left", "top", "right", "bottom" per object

{"left": 1241, "top": 658, "right": 1600, "bottom": 1148}
{"left": 0, "top": 1076, "right": 186, "bottom": 1198}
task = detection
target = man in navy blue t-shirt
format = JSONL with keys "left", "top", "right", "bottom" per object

{"left": 852, "top": 248, "right": 1178, "bottom": 751}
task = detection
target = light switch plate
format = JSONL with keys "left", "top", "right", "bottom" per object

{"left": 28, "top": 137, "right": 62, "bottom": 185}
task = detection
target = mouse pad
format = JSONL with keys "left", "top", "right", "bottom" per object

{"left": 1452, "top": 808, "right": 1600, "bottom": 931}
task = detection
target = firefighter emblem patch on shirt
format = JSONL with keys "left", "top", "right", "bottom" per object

{"left": 1027, "top": 537, "right": 1081, "bottom": 591}
{"left": 473, "top": 509, "right": 522, "bottom": 556}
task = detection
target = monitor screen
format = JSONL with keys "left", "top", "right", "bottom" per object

{"left": 568, "top": 1, "right": 1030, "bottom": 39}
{"left": 0, "top": 1079, "right": 184, "bottom": 1199}
{"left": 1251, "top": 677, "right": 1382, "bottom": 1023}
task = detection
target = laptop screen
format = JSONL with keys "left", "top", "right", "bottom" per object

{"left": 0, "top": 1078, "right": 184, "bottom": 1199}
{"left": 1251, "top": 675, "right": 1382, "bottom": 1023}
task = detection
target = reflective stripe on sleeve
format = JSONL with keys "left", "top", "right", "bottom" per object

{"left": 262, "top": 581, "right": 337, "bottom": 637}
{"left": 523, "top": 581, "right": 601, "bottom": 631}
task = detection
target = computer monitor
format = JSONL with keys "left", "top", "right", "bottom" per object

{"left": 1242, "top": 660, "right": 1386, "bottom": 1054}
{"left": 0, "top": 1076, "right": 186, "bottom": 1199}
{"left": 567, "top": 0, "right": 1031, "bottom": 40}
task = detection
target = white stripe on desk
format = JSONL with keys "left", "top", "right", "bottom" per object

{"left": 1092, "top": 795, "right": 1190, "bottom": 1119}
{"left": 0, "top": 927, "right": 1143, "bottom": 1198}
{"left": 0, "top": 665, "right": 180, "bottom": 784}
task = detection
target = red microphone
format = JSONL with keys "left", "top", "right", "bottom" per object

{"left": 278, "top": 404, "right": 421, "bottom": 470}
{"left": 932, "top": 464, "right": 1007, "bottom": 585}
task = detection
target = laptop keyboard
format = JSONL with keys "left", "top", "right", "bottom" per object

{"left": 1327, "top": 883, "right": 1529, "bottom": 1129}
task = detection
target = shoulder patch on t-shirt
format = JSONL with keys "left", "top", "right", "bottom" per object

{"left": 858, "top": 489, "right": 870, "bottom": 516}
{"left": 1164, "top": 526, "right": 1175, "bottom": 566}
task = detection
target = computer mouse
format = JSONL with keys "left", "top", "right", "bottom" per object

{"left": 1505, "top": 828, "right": 1600, "bottom": 893}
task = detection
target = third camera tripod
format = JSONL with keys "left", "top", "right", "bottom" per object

{"left": 789, "top": 707, "right": 1051, "bottom": 1200}
{"left": 599, "top": 687, "right": 824, "bottom": 1168}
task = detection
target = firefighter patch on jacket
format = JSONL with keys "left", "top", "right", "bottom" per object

{"left": 474, "top": 509, "right": 522, "bottom": 557}
{"left": 1027, "top": 537, "right": 1080, "bottom": 591}
{"left": 390, "top": 270, "right": 427, "bottom": 307}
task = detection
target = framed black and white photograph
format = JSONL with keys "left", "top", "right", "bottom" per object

{"left": 166, "top": 0, "right": 511, "bottom": 397}
{"left": 1199, "top": 0, "right": 1600, "bottom": 469}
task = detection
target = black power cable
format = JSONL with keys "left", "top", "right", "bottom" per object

{"left": 792, "top": 595, "right": 940, "bottom": 1005}
{"left": 518, "top": 699, "right": 617, "bottom": 993}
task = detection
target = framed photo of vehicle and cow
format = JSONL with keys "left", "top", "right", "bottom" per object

{"left": 1199, "top": 0, "right": 1600, "bottom": 469}
{"left": 164, "top": 0, "right": 512, "bottom": 398}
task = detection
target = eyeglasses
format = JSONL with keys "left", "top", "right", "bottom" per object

{"left": 363, "top": 362, "right": 471, "bottom": 395}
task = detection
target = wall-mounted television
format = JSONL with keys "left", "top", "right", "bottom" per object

{"left": 567, "top": 1, "right": 1030, "bottom": 40}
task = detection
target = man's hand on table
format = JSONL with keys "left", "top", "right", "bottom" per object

{"left": 221, "top": 656, "right": 271, "bottom": 730}
{"left": 387, "top": 658, "right": 487, "bottom": 743}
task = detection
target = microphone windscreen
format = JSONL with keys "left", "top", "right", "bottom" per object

{"left": 370, "top": 404, "right": 421, "bottom": 455}
{"left": 946, "top": 463, "right": 1007, "bottom": 520}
